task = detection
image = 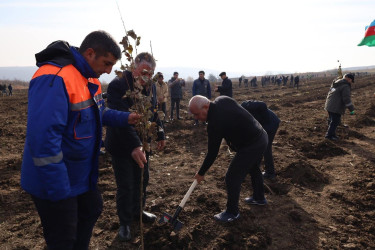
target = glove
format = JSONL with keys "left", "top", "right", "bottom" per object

{"left": 350, "top": 111, "right": 355, "bottom": 115}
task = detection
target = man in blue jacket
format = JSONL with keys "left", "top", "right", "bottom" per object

{"left": 192, "top": 70, "right": 211, "bottom": 125}
{"left": 21, "top": 30, "right": 139, "bottom": 250}
{"left": 241, "top": 100, "right": 280, "bottom": 179}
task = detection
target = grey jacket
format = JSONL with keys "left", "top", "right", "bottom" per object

{"left": 168, "top": 77, "right": 185, "bottom": 99}
{"left": 324, "top": 78, "right": 354, "bottom": 115}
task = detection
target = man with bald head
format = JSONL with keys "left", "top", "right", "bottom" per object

{"left": 189, "top": 95, "right": 268, "bottom": 222}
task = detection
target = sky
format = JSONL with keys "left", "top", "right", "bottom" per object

{"left": 0, "top": 0, "right": 374, "bottom": 78}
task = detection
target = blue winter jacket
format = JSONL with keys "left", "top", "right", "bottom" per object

{"left": 21, "top": 41, "right": 131, "bottom": 201}
{"left": 192, "top": 78, "right": 211, "bottom": 99}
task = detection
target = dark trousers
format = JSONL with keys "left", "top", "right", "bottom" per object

{"left": 326, "top": 112, "right": 341, "bottom": 138}
{"left": 32, "top": 189, "right": 103, "bottom": 250}
{"left": 225, "top": 131, "right": 268, "bottom": 214}
{"left": 158, "top": 102, "right": 167, "bottom": 116}
{"left": 111, "top": 154, "right": 149, "bottom": 226}
{"left": 170, "top": 98, "right": 180, "bottom": 119}
{"left": 264, "top": 126, "right": 278, "bottom": 175}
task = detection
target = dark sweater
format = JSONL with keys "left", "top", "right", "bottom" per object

{"left": 198, "top": 96, "right": 264, "bottom": 176}
{"left": 105, "top": 71, "right": 165, "bottom": 157}
{"left": 241, "top": 100, "right": 280, "bottom": 133}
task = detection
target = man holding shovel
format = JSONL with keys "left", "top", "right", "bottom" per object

{"left": 188, "top": 95, "right": 268, "bottom": 222}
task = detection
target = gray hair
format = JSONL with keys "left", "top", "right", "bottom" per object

{"left": 189, "top": 95, "right": 210, "bottom": 110}
{"left": 134, "top": 52, "right": 156, "bottom": 69}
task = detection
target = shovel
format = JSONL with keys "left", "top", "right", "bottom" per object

{"left": 159, "top": 179, "right": 198, "bottom": 233}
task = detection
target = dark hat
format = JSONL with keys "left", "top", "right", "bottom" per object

{"left": 219, "top": 72, "right": 226, "bottom": 77}
{"left": 344, "top": 73, "right": 354, "bottom": 83}
{"left": 173, "top": 72, "right": 179, "bottom": 75}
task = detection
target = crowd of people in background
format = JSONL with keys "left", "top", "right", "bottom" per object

{"left": 0, "top": 84, "right": 12, "bottom": 96}
{"left": 239, "top": 74, "right": 301, "bottom": 88}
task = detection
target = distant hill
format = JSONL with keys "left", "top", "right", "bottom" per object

{"left": 0, "top": 66, "right": 245, "bottom": 83}
{"left": 1, "top": 65, "right": 374, "bottom": 84}
{"left": 0, "top": 67, "right": 37, "bottom": 82}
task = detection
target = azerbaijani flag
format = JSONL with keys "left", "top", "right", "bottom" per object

{"left": 358, "top": 20, "right": 375, "bottom": 47}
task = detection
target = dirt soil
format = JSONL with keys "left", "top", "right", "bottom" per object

{"left": 1, "top": 76, "right": 375, "bottom": 249}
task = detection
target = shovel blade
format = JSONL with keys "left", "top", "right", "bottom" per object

{"left": 172, "top": 220, "right": 184, "bottom": 233}
{"left": 159, "top": 212, "right": 184, "bottom": 233}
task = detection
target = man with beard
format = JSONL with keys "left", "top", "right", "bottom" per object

{"left": 21, "top": 30, "right": 140, "bottom": 249}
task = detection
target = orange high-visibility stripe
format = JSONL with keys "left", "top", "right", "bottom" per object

{"left": 32, "top": 64, "right": 61, "bottom": 80}
{"left": 32, "top": 64, "right": 102, "bottom": 106}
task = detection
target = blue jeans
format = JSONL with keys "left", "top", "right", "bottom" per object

{"left": 111, "top": 154, "right": 149, "bottom": 226}
{"left": 225, "top": 131, "right": 268, "bottom": 214}
{"left": 32, "top": 189, "right": 103, "bottom": 250}
{"left": 326, "top": 112, "right": 341, "bottom": 138}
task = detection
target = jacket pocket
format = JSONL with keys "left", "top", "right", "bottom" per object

{"left": 73, "top": 108, "right": 95, "bottom": 139}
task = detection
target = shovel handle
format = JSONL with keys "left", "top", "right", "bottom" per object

{"left": 179, "top": 179, "right": 197, "bottom": 208}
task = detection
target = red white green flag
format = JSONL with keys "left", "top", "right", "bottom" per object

{"left": 358, "top": 20, "right": 375, "bottom": 47}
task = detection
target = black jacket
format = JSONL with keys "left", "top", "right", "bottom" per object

{"left": 198, "top": 96, "right": 265, "bottom": 176}
{"left": 105, "top": 71, "right": 165, "bottom": 157}
{"left": 241, "top": 100, "right": 280, "bottom": 133}
{"left": 217, "top": 77, "right": 233, "bottom": 97}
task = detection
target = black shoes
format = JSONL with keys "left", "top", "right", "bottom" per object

{"left": 119, "top": 211, "right": 156, "bottom": 242}
{"left": 118, "top": 225, "right": 131, "bottom": 241}
{"left": 262, "top": 171, "right": 276, "bottom": 180}
{"left": 244, "top": 197, "right": 268, "bottom": 205}
{"left": 325, "top": 135, "right": 339, "bottom": 141}
{"left": 134, "top": 211, "right": 157, "bottom": 223}
{"left": 213, "top": 210, "right": 240, "bottom": 222}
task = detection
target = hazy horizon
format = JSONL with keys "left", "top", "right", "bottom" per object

{"left": 1, "top": 64, "right": 374, "bottom": 84}
{"left": 1, "top": 0, "right": 374, "bottom": 77}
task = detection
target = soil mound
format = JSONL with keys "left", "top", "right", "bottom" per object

{"left": 281, "top": 160, "right": 329, "bottom": 188}
{"left": 364, "top": 103, "right": 375, "bottom": 117}
{"left": 300, "top": 140, "right": 347, "bottom": 160}
{"left": 352, "top": 115, "right": 375, "bottom": 128}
